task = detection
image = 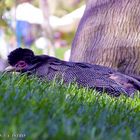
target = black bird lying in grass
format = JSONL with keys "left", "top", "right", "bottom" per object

{"left": 6, "top": 48, "right": 140, "bottom": 97}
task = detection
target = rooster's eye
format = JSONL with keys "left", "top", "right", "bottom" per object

{"left": 15, "top": 61, "right": 27, "bottom": 69}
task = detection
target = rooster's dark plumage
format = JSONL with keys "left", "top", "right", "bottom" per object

{"left": 7, "top": 48, "right": 140, "bottom": 97}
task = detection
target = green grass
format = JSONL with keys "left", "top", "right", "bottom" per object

{"left": 0, "top": 73, "right": 140, "bottom": 140}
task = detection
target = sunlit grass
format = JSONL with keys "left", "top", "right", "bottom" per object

{"left": 0, "top": 73, "right": 140, "bottom": 140}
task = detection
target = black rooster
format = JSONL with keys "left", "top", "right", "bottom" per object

{"left": 6, "top": 48, "right": 140, "bottom": 97}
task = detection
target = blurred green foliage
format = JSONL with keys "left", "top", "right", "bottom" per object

{"left": 0, "top": 0, "right": 15, "bottom": 27}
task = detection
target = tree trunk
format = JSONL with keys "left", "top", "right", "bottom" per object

{"left": 70, "top": 0, "right": 140, "bottom": 76}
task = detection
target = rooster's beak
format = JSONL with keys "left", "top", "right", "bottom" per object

{"left": 5, "top": 66, "right": 16, "bottom": 72}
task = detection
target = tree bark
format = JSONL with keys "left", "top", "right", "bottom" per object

{"left": 70, "top": 0, "right": 140, "bottom": 75}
